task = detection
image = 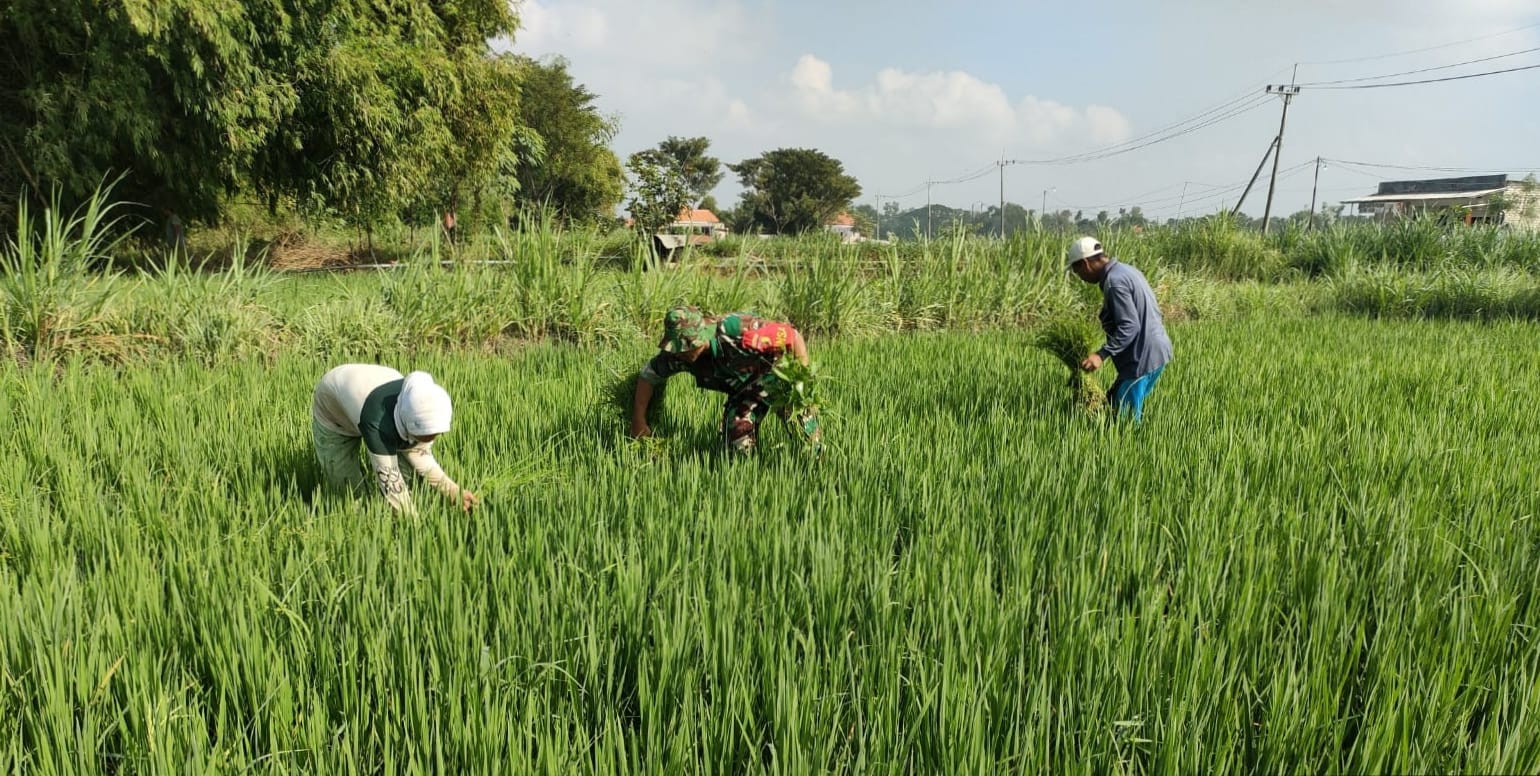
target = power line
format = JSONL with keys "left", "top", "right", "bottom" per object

{"left": 1142, "top": 163, "right": 1318, "bottom": 217}
{"left": 1324, "top": 158, "right": 1540, "bottom": 174}
{"left": 874, "top": 68, "right": 1293, "bottom": 199}
{"left": 1296, "top": 46, "right": 1540, "bottom": 86}
{"left": 1051, "top": 180, "right": 1231, "bottom": 212}
{"left": 1301, "top": 61, "right": 1540, "bottom": 90}
{"left": 1032, "top": 92, "right": 1260, "bottom": 158}
{"left": 1297, "top": 22, "right": 1540, "bottom": 66}
{"left": 1052, "top": 161, "right": 1315, "bottom": 214}
{"left": 1011, "top": 95, "right": 1273, "bottom": 166}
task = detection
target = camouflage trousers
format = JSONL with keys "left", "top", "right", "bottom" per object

{"left": 722, "top": 381, "right": 822, "bottom": 455}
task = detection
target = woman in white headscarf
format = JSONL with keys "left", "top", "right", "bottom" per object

{"left": 310, "top": 365, "right": 479, "bottom": 514}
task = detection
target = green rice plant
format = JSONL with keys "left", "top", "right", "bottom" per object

{"left": 4, "top": 319, "right": 1540, "bottom": 772}
{"left": 603, "top": 366, "right": 671, "bottom": 428}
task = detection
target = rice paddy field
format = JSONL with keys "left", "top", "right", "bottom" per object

{"left": 3, "top": 313, "right": 1538, "bottom": 773}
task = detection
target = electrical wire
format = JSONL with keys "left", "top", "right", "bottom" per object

{"left": 1011, "top": 96, "right": 1273, "bottom": 166}
{"left": 1296, "top": 46, "right": 1540, "bottom": 86}
{"left": 1325, "top": 158, "right": 1540, "bottom": 174}
{"left": 1296, "top": 22, "right": 1540, "bottom": 66}
{"left": 1301, "top": 61, "right": 1540, "bottom": 89}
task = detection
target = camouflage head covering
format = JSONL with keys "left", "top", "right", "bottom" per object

{"left": 659, "top": 306, "right": 713, "bottom": 353}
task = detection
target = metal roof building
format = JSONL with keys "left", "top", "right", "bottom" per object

{"left": 1341, "top": 174, "right": 1540, "bottom": 229}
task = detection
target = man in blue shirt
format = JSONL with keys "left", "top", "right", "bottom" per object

{"left": 1067, "top": 237, "right": 1172, "bottom": 421}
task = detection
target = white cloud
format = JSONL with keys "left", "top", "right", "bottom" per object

{"left": 511, "top": 0, "right": 608, "bottom": 52}
{"left": 726, "top": 99, "right": 754, "bottom": 129}
{"left": 510, "top": 0, "right": 758, "bottom": 69}
{"left": 783, "top": 55, "right": 1132, "bottom": 148}
{"left": 1085, "top": 105, "right": 1133, "bottom": 146}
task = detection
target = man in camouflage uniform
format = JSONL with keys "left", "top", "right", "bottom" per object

{"left": 629, "top": 307, "right": 822, "bottom": 454}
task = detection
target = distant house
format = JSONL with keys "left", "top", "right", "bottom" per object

{"left": 1340, "top": 174, "right": 1540, "bottom": 229}
{"left": 826, "top": 211, "right": 860, "bottom": 242}
{"left": 669, "top": 209, "right": 729, "bottom": 242}
{"left": 650, "top": 208, "right": 729, "bottom": 257}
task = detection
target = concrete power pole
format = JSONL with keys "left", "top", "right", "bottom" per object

{"left": 998, "top": 157, "right": 1005, "bottom": 239}
{"left": 1308, "top": 156, "right": 1323, "bottom": 231}
{"left": 1261, "top": 72, "right": 1301, "bottom": 235}
{"left": 926, "top": 180, "right": 933, "bottom": 240}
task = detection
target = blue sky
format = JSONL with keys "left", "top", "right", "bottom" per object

{"left": 509, "top": 0, "right": 1540, "bottom": 221}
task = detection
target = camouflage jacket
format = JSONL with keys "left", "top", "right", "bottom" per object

{"left": 640, "top": 313, "right": 798, "bottom": 395}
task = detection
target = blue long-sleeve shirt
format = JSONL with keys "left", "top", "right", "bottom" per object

{"left": 1095, "top": 259, "right": 1172, "bottom": 379}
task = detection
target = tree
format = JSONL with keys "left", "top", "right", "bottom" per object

{"left": 255, "top": 2, "right": 527, "bottom": 235}
{"left": 1114, "top": 206, "right": 1148, "bottom": 229}
{"left": 508, "top": 57, "right": 625, "bottom": 224}
{"left": 729, "top": 148, "right": 861, "bottom": 235}
{"left": 2, "top": 0, "right": 305, "bottom": 221}
{"left": 850, "top": 204, "right": 879, "bottom": 239}
{"left": 625, "top": 153, "right": 692, "bottom": 236}
{"left": 633, "top": 136, "right": 722, "bottom": 206}
{"left": 4, "top": 0, "right": 529, "bottom": 231}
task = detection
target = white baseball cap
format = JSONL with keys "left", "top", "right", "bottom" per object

{"left": 1065, "top": 236, "right": 1105, "bottom": 268}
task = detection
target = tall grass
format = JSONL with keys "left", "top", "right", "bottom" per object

{"left": 0, "top": 186, "right": 134, "bottom": 361}
{"left": 9, "top": 193, "right": 1540, "bottom": 363}
{"left": 115, "top": 234, "right": 283, "bottom": 364}
{"left": 1328, "top": 266, "right": 1540, "bottom": 320}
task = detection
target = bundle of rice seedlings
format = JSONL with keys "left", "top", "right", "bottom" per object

{"left": 763, "top": 356, "right": 824, "bottom": 456}
{"left": 1034, "top": 316, "right": 1106, "bottom": 413}
{"left": 765, "top": 356, "right": 821, "bottom": 420}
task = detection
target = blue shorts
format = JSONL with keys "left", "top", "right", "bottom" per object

{"left": 1108, "top": 365, "right": 1165, "bottom": 421}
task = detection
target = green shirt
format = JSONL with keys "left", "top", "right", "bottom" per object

{"left": 358, "top": 379, "right": 410, "bottom": 455}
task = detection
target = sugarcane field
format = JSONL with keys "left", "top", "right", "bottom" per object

{"left": 5, "top": 1, "right": 1540, "bottom": 773}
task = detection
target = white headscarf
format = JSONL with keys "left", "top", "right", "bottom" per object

{"left": 395, "top": 371, "right": 453, "bottom": 440}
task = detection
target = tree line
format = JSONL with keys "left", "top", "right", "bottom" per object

{"left": 2, "top": 1, "right": 864, "bottom": 239}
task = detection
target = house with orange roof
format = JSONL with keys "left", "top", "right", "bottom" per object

{"left": 826, "top": 211, "right": 860, "bottom": 242}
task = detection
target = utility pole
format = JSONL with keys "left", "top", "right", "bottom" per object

{"left": 1232, "top": 137, "right": 1279, "bottom": 217}
{"left": 998, "top": 157, "right": 1005, "bottom": 238}
{"left": 1308, "top": 156, "right": 1324, "bottom": 231}
{"left": 874, "top": 194, "right": 883, "bottom": 240}
{"left": 1177, "top": 182, "right": 1190, "bottom": 220}
{"left": 926, "top": 180, "right": 933, "bottom": 240}
{"left": 1261, "top": 68, "right": 1301, "bottom": 235}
